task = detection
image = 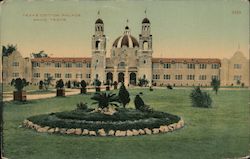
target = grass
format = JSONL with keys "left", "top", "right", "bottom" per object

{"left": 3, "top": 88, "right": 250, "bottom": 159}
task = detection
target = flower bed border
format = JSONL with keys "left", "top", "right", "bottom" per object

{"left": 22, "top": 118, "right": 185, "bottom": 137}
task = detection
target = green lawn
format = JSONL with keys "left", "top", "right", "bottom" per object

{"left": 3, "top": 88, "right": 250, "bottom": 159}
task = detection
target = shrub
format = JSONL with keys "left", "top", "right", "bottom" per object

{"left": 167, "top": 85, "right": 173, "bottom": 90}
{"left": 138, "top": 78, "right": 148, "bottom": 87}
{"left": 91, "top": 92, "right": 120, "bottom": 109}
{"left": 80, "top": 80, "right": 87, "bottom": 88}
{"left": 56, "top": 79, "right": 64, "bottom": 89}
{"left": 134, "top": 94, "right": 152, "bottom": 112}
{"left": 76, "top": 102, "right": 88, "bottom": 111}
{"left": 67, "top": 80, "right": 71, "bottom": 88}
{"left": 13, "top": 78, "right": 27, "bottom": 91}
{"left": 118, "top": 82, "right": 130, "bottom": 108}
{"left": 190, "top": 87, "right": 212, "bottom": 108}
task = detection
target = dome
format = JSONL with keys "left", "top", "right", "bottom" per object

{"left": 95, "top": 18, "right": 103, "bottom": 24}
{"left": 142, "top": 18, "right": 150, "bottom": 24}
{"left": 113, "top": 34, "right": 139, "bottom": 48}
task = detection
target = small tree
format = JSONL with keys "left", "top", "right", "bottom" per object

{"left": 134, "top": 94, "right": 152, "bottom": 112}
{"left": 14, "top": 78, "right": 26, "bottom": 91}
{"left": 94, "top": 79, "right": 101, "bottom": 92}
{"left": 67, "top": 80, "right": 71, "bottom": 88}
{"left": 211, "top": 78, "right": 220, "bottom": 94}
{"left": 80, "top": 80, "right": 87, "bottom": 94}
{"left": 190, "top": 87, "right": 212, "bottom": 108}
{"left": 118, "top": 82, "right": 130, "bottom": 108}
{"left": 138, "top": 78, "right": 148, "bottom": 87}
{"left": 56, "top": 79, "right": 64, "bottom": 89}
{"left": 39, "top": 80, "right": 44, "bottom": 90}
{"left": 44, "top": 76, "right": 53, "bottom": 90}
{"left": 13, "top": 78, "right": 27, "bottom": 101}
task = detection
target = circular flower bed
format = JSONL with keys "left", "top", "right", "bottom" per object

{"left": 23, "top": 108, "right": 184, "bottom": 137}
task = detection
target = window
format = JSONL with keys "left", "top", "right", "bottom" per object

{"left": 234, "top": 64, "right": 241, "bottom": 69}
{"left": 55, "top": 63, "right": 61, "bottom": 68}
{"left": 212, "top": 64, "right": 219, "bottom": 69}
{"left": 163, "top": 63, "right": 171, "bottom": 69}
{"left": 44, "top": 73, "right": 51, "bottom": 78}
{"left": 233, "top": 75, "right": 241, "bottom": 81}
{"left": 55, "top": 73, "right": 61, "bottom": 78}
{"left": 12, "top": 62, "right": 19, "bottom": 67}
{"left": 175, "top": 75, "right": 182, "bottom": 80}
{"left": 211, "top": 75, "right": 219, "bottom": 80}
{"left": 187, "top": 75, "right": 195, "bottom": 80}
{"left": 153, "top": 74, "right": 160, "bottom": 80}
{"left": 32, "top": 62, "right": 40, "bottom": 67}
{"left": 86, "top": 74, "right": 91, "bottom": 79}
{"left": 33, "top": 73, "right": 40, "bottom": 78}
{"left": 76, "top": 74, "right": 82, "bottom": 78}
{"left": 65, "top": 73, "right": 72, "bottom": 78}
{"left": 187, "top": 63, "right": 195, "bottom": 69}
{"left": 86, "top": 63, "right": 91, "bottom": 68}
{"left": 44, "top": 62, "right": 51, "bottom": 67}
{"left": 199, "top": 75, "right": 207, "bottom": 80}
{"left": 12, "top": 73, "right": 19, "bottom": 77}
{"left": 65, "top": 62, "right": 72, "bottom": 68}
{"left": 75, "top": 63, "right": 82, "bottom": 68}
{"left": 163, "top": 74, "right": 171, "bottom": 80}
{"left": 199, "top": 64, "right": 207, "bottom": 69}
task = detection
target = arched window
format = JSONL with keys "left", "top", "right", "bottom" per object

{"left": 95, "top": 41, "right": 100, "bottom": 50}
{"left": 143, "top": 41, "right": 148, "bottom": 50}
{"left": 143, "top": 60, "right": 146, "bottom": 64}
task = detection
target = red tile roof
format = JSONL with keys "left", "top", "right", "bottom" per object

{"left": 152, "top": 58, "right": 221, "bottom": 64}
{"left": 31, "top": 57, "right": 91, "bottom": 62}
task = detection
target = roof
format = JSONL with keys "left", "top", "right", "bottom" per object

{"left": 112, "top": 35, "right": 139, "bottom": 48}
{"left": 31, "top": 57, "right": 91, "bottom": 63}
{"left": 142, "top": 18, "right": 150, "bottom": 24}
{"left": 152, "top": 58, "right": 221, "bottom": 64}
{"left": 95, "top": 18, "right": 103, "bottom": 24}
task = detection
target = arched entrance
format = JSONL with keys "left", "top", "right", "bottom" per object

{"left": 106, "top": 72, "right": 113, "bottom": 84}
{"left": 118, "top": 72, "right": 124, "bottom": 83}
{"left": 130, "top": 72, "right": 136, "bottom": 85}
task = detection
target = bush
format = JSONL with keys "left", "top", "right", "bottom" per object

{"left": 13, "top": 78, "right": 27, "bottom": 91}
{"left": 76, "top": 102, "right": 88, "bottom": 111}
{"left": 56, "top": 79, "right": 64, "bottom": 89}
{"left": 80, "top": 80, "right": 87, "bottom": 88}
{"left": 134, "top": 94, "right": 152, "bottom": 112}
{"left": 190, "top": 87, "right": 212, "bottom": 108}
{"left": 211, "top": 78, "right": 220, "bottom": 94}
{"left": 118, "top": 82, "right": 130, "bottom": 108}
{"left": 91, "top": 92, "right": 120, "bottom": 109}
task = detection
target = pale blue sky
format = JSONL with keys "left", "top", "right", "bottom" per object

{"left": 0, "top": 0, "right": 249, "bottom": 58}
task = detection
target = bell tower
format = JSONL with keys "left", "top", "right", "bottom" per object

{"left": 138, "top": 11, "right": 153, "bottom": 86}
{"left": 91, "top": 12, "right": 106, "bottom": 84}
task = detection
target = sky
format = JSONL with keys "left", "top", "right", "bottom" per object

{"left": 0, "top": 0, "right": 249, "bottom": 59}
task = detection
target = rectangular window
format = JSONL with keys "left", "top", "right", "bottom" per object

{"left": 33, "top": 73, "right": 40, "bottom": 78}
{"left": 44, "top": 73, "right": 51, "bottom": 78}
{"left": 32, "top": 62, "right": 40, "bottom": 67}
{"left": 199, "top": 64, "right": 207, "bottom": 69}
{"left": 12, "top": 62, "right": 19, "bottom": 67}
{"left": 163, "top": 63, "right": 171, "bottom": 69}
{"left": 163, "top": 74, "right": 171, "bottom": 80}
{"left": 65, "top": 73, "right": 72, "bottom": 78}
{"left": 211, "top": 64, "right": 219, "bottom": 69}
{"left": 187, "top": 75, "right": 195, "bottom": 80}
{"left": 86, "top": 63, "right": 91, "bottom": 68}
{"left": 187, "top": 63, "right": 195, "bottom": 69}
{"left": 211, "top": 75, "right": 219, "bottom": 80}
{"left": 153, "top": 74, "right": 160, "bottom": 80}
{"left": 234, "top": 64, "right": 241, "bottom": 69}
{"left": 12, "top": 73, "right": 19, "bottom": 77}
{"left": 75, "top": 63, "right": 83, "bottom": 68}
{"left": 76, "top": 74, "right": 82, "bottom": 78}
{"left": 175, "top": 75, "right": 182, "bottom": 80}
{"left": 65, "top": 62, "right": 72, "bottom": 68}
{"left": 55, "top": 73, "right": 61, "bottom": 78}
{"left": 199, "top": 75, "right": 207, "bottom": 80}
{"left": 55, "top": 63, "right": 61, "bottom": 68}
{"left": 233, "top": 75, "right": 242, "bottom": 81}
{"left": 44, "top": 62, "right": 51, "bottom": 67}
{"left": 86, "top": 74, "right": 91, "bottom": 79}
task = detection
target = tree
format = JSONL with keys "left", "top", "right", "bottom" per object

{"left": 56, "top": 79, "right": 64, "bottom": 89}
{"left": 91, "top": 92, "right": 120, "bottom": 109}
{"left": 2, "top": 44, "right": 17, "bottom": 56}
{"left": 13, "top": 78, "right": 26, "bottom": 91}
{"left": 80, "top": 80, "right": 87, "bottom": 94}
{"left": 44, "top": 76, "right": 53, "bottom": 90}
{"left": 134, "top": 94, "right": 151, "bottom": 112}
{"left": 67, "top": 80, "right": 71, "bottom": 88}
{"left": 31, "top": 50, "right": 48, "bottom": 58}
{"left": 118, "top": 82, "right": 130, "bottom": 108}
{"left": 190, "top": 87, "right": 212, "bottom": 108}
{"left": 39, "top": 80, "right": 44, "bottom": 89}
{"left": 138, "top": 78, "right": 148, "bottom": 87}
{"left": 211, "top": 78, "right": 220, "bottom": 94}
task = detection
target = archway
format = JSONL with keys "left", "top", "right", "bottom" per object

{"left": 106, "top": 72, "right": 113, "bottom": 84}
{"left": 130, "top": 72, "right": 136, "bottom": 85}
{"left": 118, "top": 72, "right": 124, "bottom": 83}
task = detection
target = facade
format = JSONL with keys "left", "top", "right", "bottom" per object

{"left": 2, "top": 17, "right": 249, "bottom": 87}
